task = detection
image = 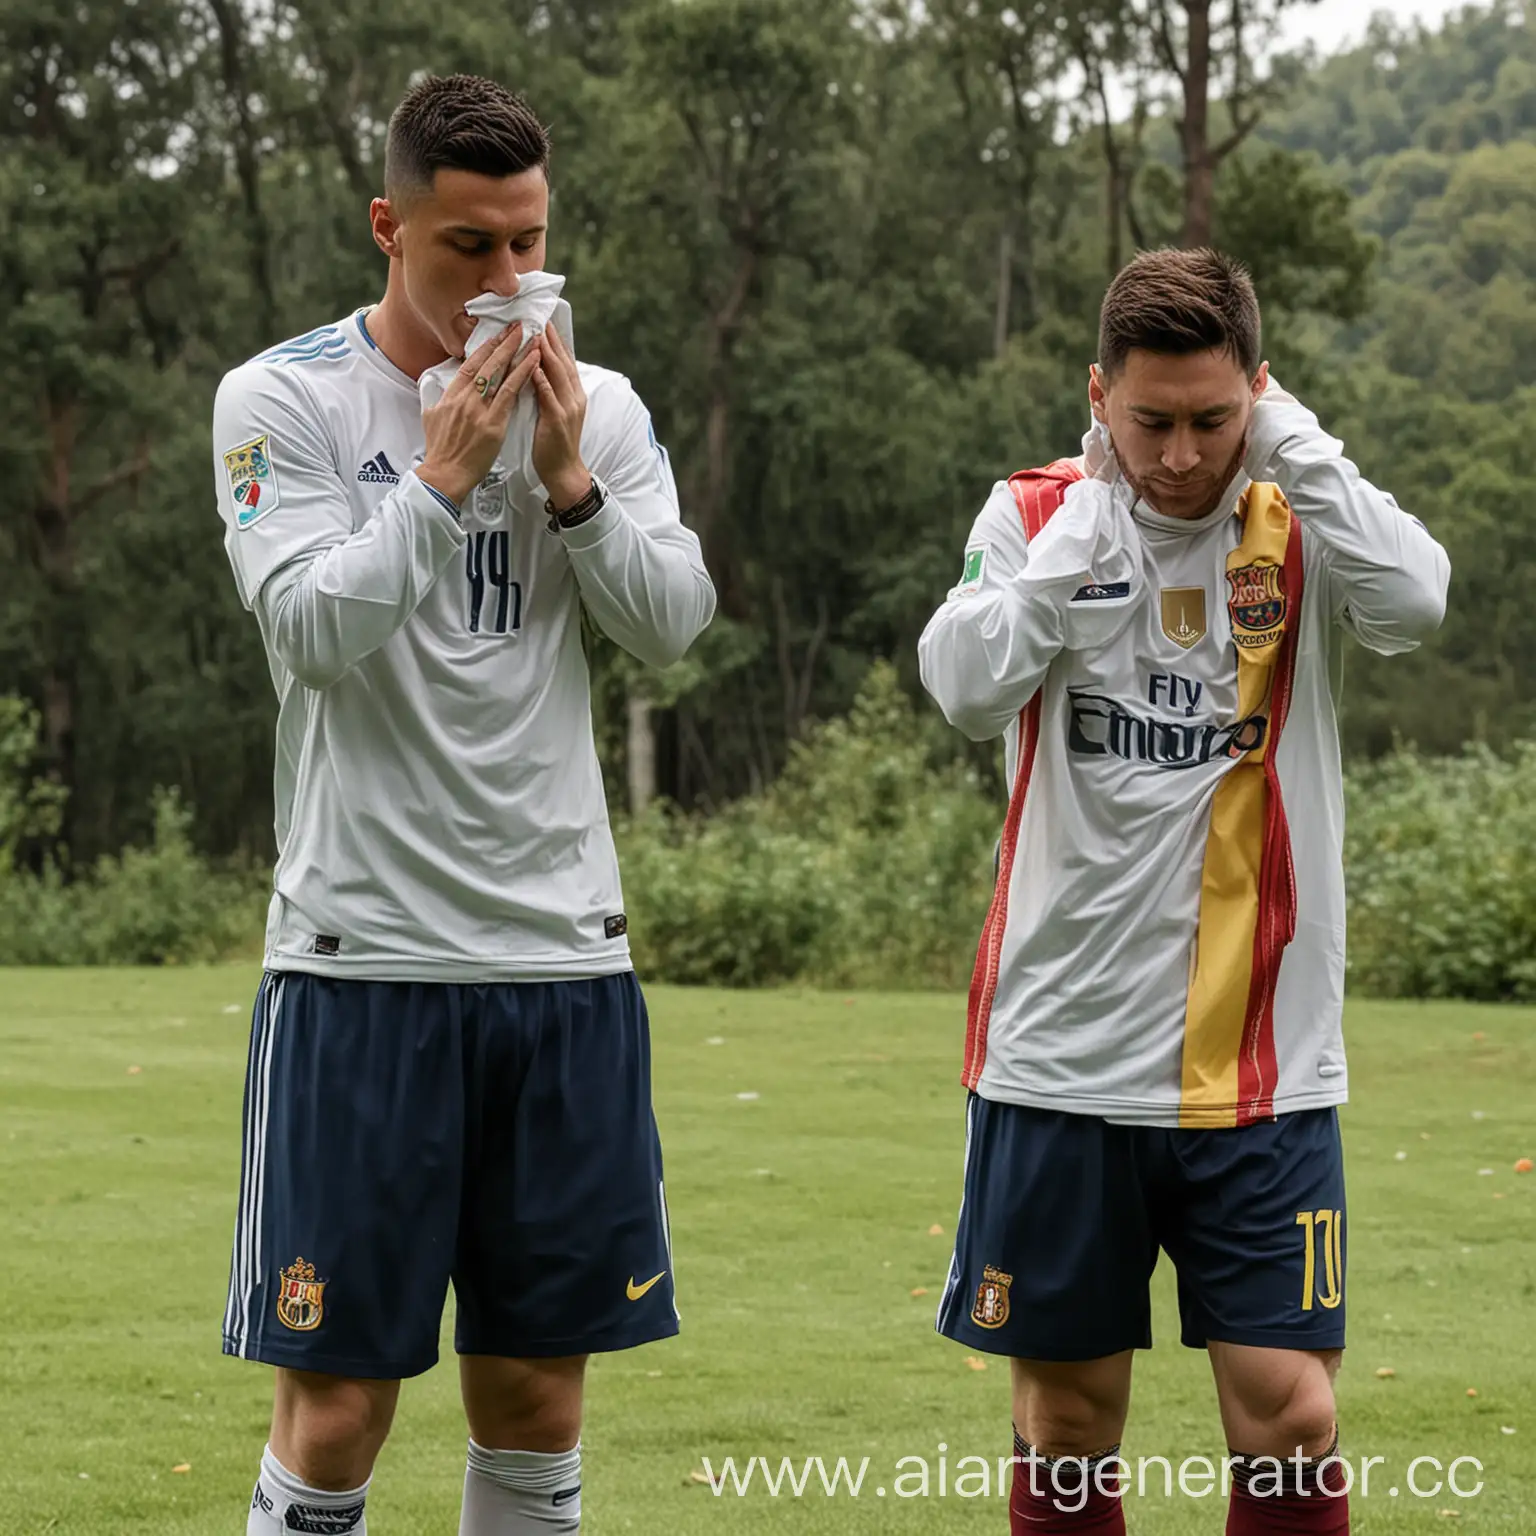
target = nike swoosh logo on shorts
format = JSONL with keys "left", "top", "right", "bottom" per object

{"left": 626, "top": 1271, "right": 666, "bottom": 1301}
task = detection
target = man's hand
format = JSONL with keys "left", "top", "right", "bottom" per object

{"left": 418, "top": 323, "right": 540, "bottom": 507}
{"left": 530, "top": 323, "right": 592, "bottom": 510}
{"left": 1244, "top": 368, "right": 1305, "bottom": 481}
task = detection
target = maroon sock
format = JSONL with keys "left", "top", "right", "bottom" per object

{"left": 1226, "top": 1435, "right": 1350, "bottom": 1535}
{"left": 1010, "top": 1431, "right": 1127, "bottom": 1534}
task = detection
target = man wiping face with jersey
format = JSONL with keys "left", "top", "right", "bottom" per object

{"left": 212, "top": 74, "right": 714, "bottom": 1536}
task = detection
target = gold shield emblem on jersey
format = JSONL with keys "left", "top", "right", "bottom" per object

{"left": 1160, "top": 587, "right": 1207, "bottom": 650}
{"left": 971, "top": 1265, "right": 1013, "bottom": 1330}
{"left": 276, "top": 1257, "right": 327, "bottom": 1332}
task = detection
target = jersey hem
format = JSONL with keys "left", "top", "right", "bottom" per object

{"left": 971, "top": 1080, "right": 1349, "bottom": 1126}
{"left": 262, "top": 945, "right": 635, "bottom": 983}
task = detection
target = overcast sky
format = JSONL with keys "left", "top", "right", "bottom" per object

{"left": 1274, "top": 0, "right": 1475, "bottom": 55}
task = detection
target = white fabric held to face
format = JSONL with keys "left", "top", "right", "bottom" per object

{"left": 419, "top": 274, "right": 577, "bottom": 500}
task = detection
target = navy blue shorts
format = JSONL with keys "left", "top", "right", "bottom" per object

{"left": 222, "top": 972, "right": 678, "bottom": 1379}
{"left": 937, "top": 1096, "right": 1346, "bottom": 1360}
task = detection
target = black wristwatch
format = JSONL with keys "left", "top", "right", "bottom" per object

{"left": 545, "top": 477, "right": 607, "bottom": 534}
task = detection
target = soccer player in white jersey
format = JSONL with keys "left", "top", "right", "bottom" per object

{"left": 920, "top": 249, "right": 1449, "bottom": 1536}
{"left": 211, "top": 76, "right": 715, "bottom": 1536}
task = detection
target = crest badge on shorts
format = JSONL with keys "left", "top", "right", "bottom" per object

{"left": 1226, "top": 560, "right": 1287, "bottom": 649}
{"left": 1160, "top": 586, "right": 1207, "bottom": 650}
{"left": 276, "top": 1256, "right": 327, "bottom": 1331}
{"left": 972, "top": 1265, "right": 1013, "bottom": 1329}
{"left": 224, "top": 433, "right": 281, "bottom": 529}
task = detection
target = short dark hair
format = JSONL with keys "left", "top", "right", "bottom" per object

{"left": 1098, "top": 248, "right": 1262, "bottom": 378}
{"left": 384, "top": 74, "right": 550, "bottom": 204}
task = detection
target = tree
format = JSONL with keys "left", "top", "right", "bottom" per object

{"left": 1139, "top": 0, "right": 1321, "bottom": 246}
{"left": 923, "top": 0, "right": 1128, "bottom": 344}
{"left": 622, "top": 0, "right": 861, "bottom": 608}
{"left": 0, "top": 0, "right": 210, "bottom": 849}
{"left": 571, "top": 0, "right": 868, "bottom": 805}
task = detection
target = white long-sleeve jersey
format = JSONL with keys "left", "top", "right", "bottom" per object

{"left": 213, "top": 309, "right": 716, "bottom": 980}
{"left": 919, "top": 393, "right": 1450, "bottom": 1127}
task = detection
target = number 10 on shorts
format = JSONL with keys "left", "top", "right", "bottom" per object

{"left": 1296, "top": 1208, "right": 1344, "bottom": 1311}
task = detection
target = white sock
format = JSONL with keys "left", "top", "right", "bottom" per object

{"left": 247, "top": 1443, "right": 369, "bottom": 1534}
{"left": 459, "top": 1440, "right": 582, "bottom": 1533}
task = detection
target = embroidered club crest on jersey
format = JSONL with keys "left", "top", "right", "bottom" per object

{"left": 224, "top": 434, "right": 280, "bottom": 528}
{"left": 971, "top": 1264, "right": 1012, "bottom": 1329}
{"left": 1226, "top": 560, "right": 1287, "bottom": 649}
{"left": 276, "top": 1256, "right": 327, "bottom": 1331}
{"left": 1160, "top": 586, "right": 1208, "bottom": 650}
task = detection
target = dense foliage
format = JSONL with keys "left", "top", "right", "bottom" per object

{"left": 1, "top": 1, "right": 1532, "bottom": 991}
{"left": 1344, "top": 744, "right": 1536, "bottom": 1003}
{"left": 618, "top": 664, "right": 999, "bottom": 988}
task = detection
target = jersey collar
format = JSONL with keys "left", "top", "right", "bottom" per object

{"left": 349, "top": 308, "right": 421, "bottom": 396}
{"left": 1131, "top": 471, "right": 1249, "bottom": 537}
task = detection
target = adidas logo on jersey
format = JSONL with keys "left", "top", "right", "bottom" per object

{"left": 357, "top": 452, "right": 400, "bottom": 485}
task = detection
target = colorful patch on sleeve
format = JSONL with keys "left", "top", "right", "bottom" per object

{"left": 954, "top": 543, "right": 989, "bottom": 597}
{"left": 223, "top": 434, "right": 281, "bottom": 529}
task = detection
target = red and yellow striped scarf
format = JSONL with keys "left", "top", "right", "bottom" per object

{"left": 1179, "top": 483, "right": 1306, "bottom": 1128}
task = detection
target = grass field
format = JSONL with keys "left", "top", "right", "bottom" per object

{"left": 1, "top": 970, "right": 1533, "bottom": 1533}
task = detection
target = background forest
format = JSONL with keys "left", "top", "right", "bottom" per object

{"left": 2, "top": 0, "right": 1533, "bottom": 992}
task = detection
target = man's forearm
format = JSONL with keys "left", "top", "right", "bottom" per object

{"left": 560, "top": 492, "right": 716, "bottom": 670}
{"left": 919, "top": 582, "right": 1065, "bottom": 742}
{"left": 259, "top": 473, "right": 467, "bottom": 689}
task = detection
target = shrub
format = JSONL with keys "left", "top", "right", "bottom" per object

{"left": 618, "top": 663, "right": 997, "bottom": 988}
{"left": 621, "top": 671, "right": 1536, "bottom": 999}
{"left": 10, "top": 678, "right": 1536, "bottom": 1001}
{"left": 1343, "top": 741, "right": 1536, "bottom": 1001}
{"left": 618, "top": 808, "right": 842, "bottom": 987}
{"left": 0, "top": 698, "right": 267, "bottom": 965}
{"left": 760, "top": 662, "right": 999, "bottom": 989}
{"left": 71, "top": 790, "right": 269, "bottom": 966}
{"left": 0, "top": 697, "right": 66, "bottom": 868}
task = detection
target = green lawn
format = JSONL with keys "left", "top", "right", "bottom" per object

{"left": 1, "top": 971, "right": 1532, "bottom": 1533}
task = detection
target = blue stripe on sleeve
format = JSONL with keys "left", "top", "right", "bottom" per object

{"left": 421, "top": 483, "right": 462, "bottom": 523}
